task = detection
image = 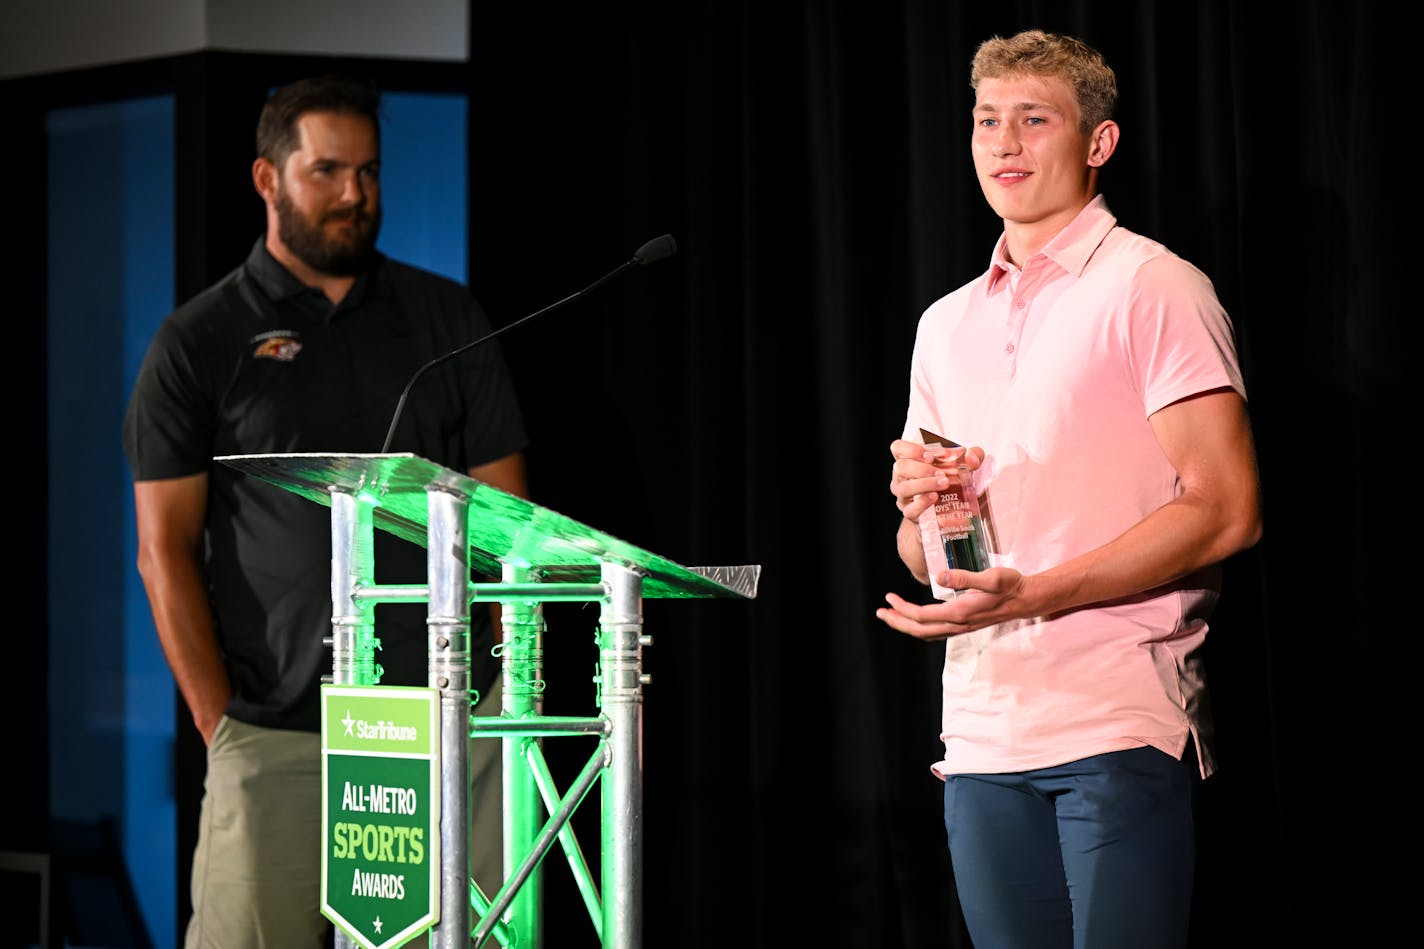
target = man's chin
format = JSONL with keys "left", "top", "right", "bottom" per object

{"left": 323, "top": 223, "right": 376, "bottom": 247}
{"left": 312, "top": 231, "right": 380, "bottom": 274}
{"left": 317, "top": 247, "right": 379, "bottom": 276}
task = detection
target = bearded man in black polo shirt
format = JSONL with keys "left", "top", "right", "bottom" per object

{"left": 123, "top": 75, "right": 528, "bottom": 948}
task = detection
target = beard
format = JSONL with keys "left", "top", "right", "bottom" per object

{"left": 275, "top": 187, "right": 382, "bottom": 276}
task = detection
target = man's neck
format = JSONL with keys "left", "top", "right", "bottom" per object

{"left": 1001, "top": 214, "right": 1074, "bottom": 268}
{"left": 1001, "top": 193, "right": 1098, "bottom": 268}
{"left": 1002, "top": 189, "right": 1099, "bottom": 267}
{"left": 265, "top": 236, "right": 357, "bottom": 306}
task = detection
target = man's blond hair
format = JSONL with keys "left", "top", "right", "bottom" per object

{"left": 970, "top": 30, "right": 1118, "bottom": 132}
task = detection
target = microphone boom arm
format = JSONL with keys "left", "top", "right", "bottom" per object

{"left": 379, "top": 235, "right": 676, "bottom": 453}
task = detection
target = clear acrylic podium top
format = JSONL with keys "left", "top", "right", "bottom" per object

{"left": 217, "top": 452, "right": 760, "bottom": 600}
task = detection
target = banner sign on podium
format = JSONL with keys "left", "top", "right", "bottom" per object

{"left": 321, "top": 685, "right": 441, "bottom": 949}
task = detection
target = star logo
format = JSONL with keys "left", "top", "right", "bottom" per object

{"left": 373, "top": 916, "right": 383, "bottom": 934}
{"left": 342, "top": 710, "right": 355, "bottom": 736}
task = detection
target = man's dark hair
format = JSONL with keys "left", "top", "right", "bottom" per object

{"left": 256, "top": 74, "right": 382, "bottom": 167}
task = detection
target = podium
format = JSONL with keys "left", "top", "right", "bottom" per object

{"left": 217, "top": 452, "right": 759, "bottom": 949}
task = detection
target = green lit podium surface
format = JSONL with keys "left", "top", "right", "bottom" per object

{"left": 218, "top": 452, "right": 758, "bottom": 949}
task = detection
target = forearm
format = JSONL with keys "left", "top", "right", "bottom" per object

{"left": 138, "top": 553, "right": 231, "bottom": 742}
{"left": 896, "top": 516, "right": 931, "bottom": 585}
{"left": 1024, "top": 389, "right": 1265, "bottom": 616}
{"left": 1021, "top": 488, "right": 1262, "bottom": 618}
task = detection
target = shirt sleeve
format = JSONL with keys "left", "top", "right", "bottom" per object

{"left": 1127, "top": 254, "right": 1246, "bottom": 416}
{"left": 122, "top": 317, "right": 218, "bottom": 481}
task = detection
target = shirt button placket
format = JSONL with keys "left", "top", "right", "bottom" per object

{"left": 1005, "top": 298, "right": 1027, "bottom": 368}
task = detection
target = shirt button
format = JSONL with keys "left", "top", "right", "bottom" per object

{"left": 1005, "top": 343, "right": 1015, "bottom": 354}
{"left": 1015, "top": 300, "right": 1025, "bottom": 309}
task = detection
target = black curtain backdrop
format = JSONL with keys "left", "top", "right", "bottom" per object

{"left": 460, "top": 2, "right": 1407, "bottom": 947}
{"left": 3, "top": 1, "right": 1410, "bottom": 947}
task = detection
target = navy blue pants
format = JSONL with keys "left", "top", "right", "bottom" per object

{"left": 943, "top": 746, "right": 1197, "bottom": 949}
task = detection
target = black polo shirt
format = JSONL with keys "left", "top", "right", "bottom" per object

{"left": 123, "top": 239, "right": 528, "bottom": 732}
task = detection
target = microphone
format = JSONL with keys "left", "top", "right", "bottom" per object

{"left": 380, "top": 234, "right": 678, "bottom": 452}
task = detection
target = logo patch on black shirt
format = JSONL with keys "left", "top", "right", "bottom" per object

{"left": 252, "top": 331, "right": 303, "bottom": 362}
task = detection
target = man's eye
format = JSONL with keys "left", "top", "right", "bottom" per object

{"left": 1025, "top": 117, "right": 1046, "bottom": 126}
{"left": 978, "top": 118, "right": 998, "bottom": 128}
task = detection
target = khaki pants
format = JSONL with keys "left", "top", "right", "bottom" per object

{"left": 185, "top": 678, "right": 505, "bottom": 949}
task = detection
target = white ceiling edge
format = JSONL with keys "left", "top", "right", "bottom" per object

{"left": 0, "top": 0, "right": 468, "bottom": 81}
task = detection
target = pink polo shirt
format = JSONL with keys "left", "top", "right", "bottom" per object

{"left": 903, "top": 195, "right": 1244, "bottom": 779}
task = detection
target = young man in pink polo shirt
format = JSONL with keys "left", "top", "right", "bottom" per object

{"left": 877, "top": 30, "right": 1263, "bottom": 948}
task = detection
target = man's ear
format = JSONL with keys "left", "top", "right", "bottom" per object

{"left": 252, "top": 157, "right": 279, "bottom": 203}
{"left": 1086, "top": 120, "right": 1120, "bottom": 168}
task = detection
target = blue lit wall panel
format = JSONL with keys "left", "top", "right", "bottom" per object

{"left": 47, "top": 93, "right": 176, "bottom": 949}
{"left": 379, "top": 92, "right": 467, "bottom": 283}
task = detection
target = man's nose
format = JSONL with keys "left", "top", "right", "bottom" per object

{"left": 992, "top": 127, "right": 1020, "bottom": 157}
{"left": 337, "top": 171, "right": 367, "bottom": 204}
